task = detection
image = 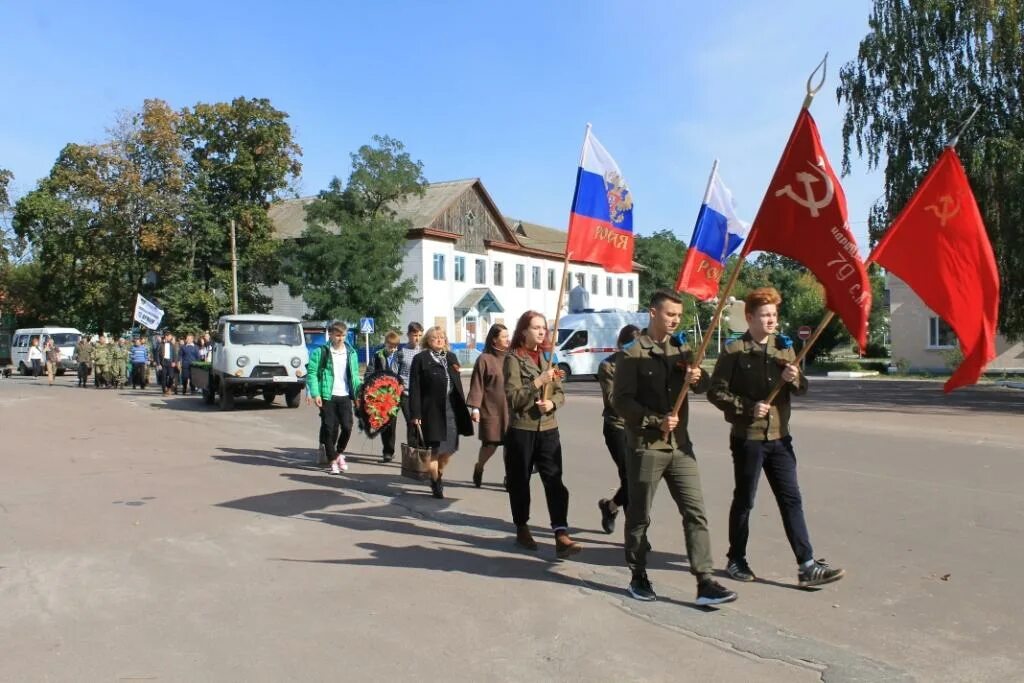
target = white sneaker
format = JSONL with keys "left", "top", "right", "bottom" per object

{"left": 337, "top": 455, "right": 349, "bottom": 472}
{"left": 330, "top": 461, "right": 341, "bottom": 475}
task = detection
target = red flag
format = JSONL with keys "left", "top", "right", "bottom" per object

{"left": 743, "top": 110, "right": 871, "bottom": 348}
{"left": 871, "top": 148, "right": 999, "bottom": 392}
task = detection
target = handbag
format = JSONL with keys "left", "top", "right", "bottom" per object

{"left": 401, "top": 424, "right": 432, "bottom": 481}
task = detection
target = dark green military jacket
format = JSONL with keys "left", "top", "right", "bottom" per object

{"left": 503, "top": 349, "right": 565, "bottom": 432}
{"left": 73, "top": 340, "right": 93, "bottom": 365}
{"left": 597, "top": 352, "right": 625, "bottom": 430}
{"left": 611, "top": 331, "right": 709, "bottom": 453}
{"left": 707, "top": 332, "right": 808, "bottom": 441}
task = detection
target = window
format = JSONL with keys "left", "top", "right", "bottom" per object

{"left": 515, "top": 264, "right": 525, "bottom": 288}
{"left": 454, "top": 256, "right": 466, "bottom": 282}
{"left": 227, "top": 322, "right": 302, "bottom": 346}
{"left": 617, "top": 278, "right": 624, "bottom": 297}
{"left": 433, "top": 253, "right": 445, "bottom": 280}
{"left": 606, "top": 277, "right": 613, "bottom": 295}
{"left": 547, "top": 268, "right": 556, "bottom": 290}
{"left": 575, "top": 273, "right": 585, "bottom": 288}
{"left": 928, "top": 317, "right": 956, "bottom": 348}
{"left": 493, "top": 261, "right": 504, "bottom": 286}
{"left": 475, "top": 259, "right": 486, "bottom": 284}
{"left": 628, "top": 280, "right": 634, "bottom": 298}
{"left": 591, "top": 274, "right": 598, "bottom": 294}
{"left": 557, "top": 329, "right": 588, "bottom": 350}
{"left": 532, "top": 266, "right": 541, "bottom": 289}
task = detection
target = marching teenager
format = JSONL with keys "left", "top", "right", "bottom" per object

{"left": 408, "top": 326, "right": 473, "bottom": 499}
{"left": 612, "top": 289, "right": 737, "bottom": 606}
{"left": 595, "top": 324, "right": 640, "bottom": 533}
{"left": 466, "top": 323, "right": 510, "bottom": 488}
{"left": 708, "top": 287, "right": 844, "bottom": 588}
{"left": 503, "top": 311, "right": 581, "bottom": 558}
{"left": 307, "top": 322, "right": 362, "bottom": 475}
{"left": 365, "top": 330, "right": 408, "bottom": 463}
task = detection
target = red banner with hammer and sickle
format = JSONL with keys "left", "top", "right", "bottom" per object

{"left": 742, "top": 109, "right": 871, "bottom": 348}
{"left": 871, "top": 148, "right": 999, "bottom": 392}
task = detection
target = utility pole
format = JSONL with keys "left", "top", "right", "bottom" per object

{"left": 230, "top": 219, "right": 239, "bottom": 315}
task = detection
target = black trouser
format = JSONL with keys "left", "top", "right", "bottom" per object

{"left": 380, "top": 396, "right": 409, "bottom": 457}
{"left": 728, "top": 435, "right": 813, "bottom": 565}
{"left": 181, "top": 364, "right": 193, "bottom": 393}
{"left": 602, "top": 422, "right": 629, "bottom": 509}
{"left": 31, "top": 359, "right": 42, "bottom": 377}
{"left": 77, "top": 362, "right": 90, "bottom": 386}
{"left": 161, "top": 361, "right": 177, "bottom": 391}
{"left": 131, "top": 363, "right": 148, "bottom": 388}
{"left": 322, "top": 396, "right": 354, "bottom": 460}
{"left": 504, "top": 427, "right": 569, "bottom": 530}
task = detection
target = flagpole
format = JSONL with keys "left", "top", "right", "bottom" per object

{"left": 543, "top": 123, "right": 592, "bottom": 399}
{"left": 665, "top": 55, "right": 829, "bottom": 432}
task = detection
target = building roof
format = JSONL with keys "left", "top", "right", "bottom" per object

{"left": 268, "top": 180, "right": 641, "bottom": 269}
{"left": 268, "top": 179, "right": 479, "bottom": 240}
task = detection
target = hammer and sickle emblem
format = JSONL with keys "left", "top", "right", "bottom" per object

{"left": 925, "top": 195, "right": 960, "bottom": 226}
{"left": 774, "top": 158, "right": 834, "bottom": 217}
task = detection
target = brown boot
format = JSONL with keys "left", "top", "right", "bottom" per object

{"left": 515, "top": 525, "right": 538, "bottom": 551}
{"left": 555, "top": 530, "right": 582, "bottom": 559}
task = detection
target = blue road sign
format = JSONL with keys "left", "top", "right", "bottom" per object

{"left": 359, "top": 317, "right": 375, "bottom": 335}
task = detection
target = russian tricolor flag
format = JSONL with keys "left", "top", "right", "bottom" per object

{"left": 566, "top": 128, "right": 634, "bottom": 273}
{"left": 675, "top": 162, "right": 749, "bottom": 301}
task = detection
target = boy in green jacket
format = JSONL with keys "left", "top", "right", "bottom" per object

{"left": 307, "top": 322, "right": 362, "bottom": 475}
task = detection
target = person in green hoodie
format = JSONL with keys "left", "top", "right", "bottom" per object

{"left": 306, "top": 321, "right": 362, "bottom": 475}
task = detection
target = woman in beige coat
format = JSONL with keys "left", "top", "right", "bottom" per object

{"left": 466, "top": 323, "right": 510, "bottom": 488}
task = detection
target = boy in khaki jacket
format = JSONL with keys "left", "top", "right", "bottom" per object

{"left": 708, "top": 286, "right": 844, "bottom": 588}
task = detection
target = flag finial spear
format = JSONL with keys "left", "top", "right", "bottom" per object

{"left": 948, "top": 102, "right": 982, "bottom": 149}
{"left": 802, "top": 53, "right": 828, "bottom": 109}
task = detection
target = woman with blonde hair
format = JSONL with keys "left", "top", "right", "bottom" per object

{"left": 466, "top": 323, "right": 510, "bottom": 487}
{"left": 409, "top": 326, "right": 474, "bottom": 498}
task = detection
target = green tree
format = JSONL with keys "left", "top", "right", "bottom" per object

{"left": 174, "top": 97, "right": 302, "bottom": 324}
{"left": 837, "top": 0, "right": 1024, "bottom": 338}
{"left": 0, "top": 167, "right": 15, "bottom": 264}
{"left": 633, "top": 230, "right": 686, "bottom": 307}
{"left": 280, "top": 135, "right": 423, "bottom": 330}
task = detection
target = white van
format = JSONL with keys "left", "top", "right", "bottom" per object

{"left": 554, "top": 311, "right": 650, "bottom": 378}
{"left": 10, "top": 327, "right": 84, "bottom": 375}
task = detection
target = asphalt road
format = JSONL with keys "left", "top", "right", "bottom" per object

{"left": 1, "top": 373, "right": 1022, "bottom": 681}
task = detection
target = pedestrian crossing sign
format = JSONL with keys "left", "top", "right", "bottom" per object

{"left": 359, "top": 317, "right": 375, "bottom": 335}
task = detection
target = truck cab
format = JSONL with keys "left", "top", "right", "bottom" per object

{"left": 198, "top": 314, "right": 308, "bottom": 409}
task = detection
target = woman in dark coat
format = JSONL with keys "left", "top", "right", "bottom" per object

{"left": 409, "top": 326, "right": 473, "bottom": 498}
{"left": 466, "top": 323, "right": 510, "bottom": 488}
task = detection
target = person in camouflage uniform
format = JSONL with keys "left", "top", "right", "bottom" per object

{"left": 110, "top": 338, "right": 129, "bottom": 388}
{"left": 93, "top": 335, "right": 111, "bottom": 388}
{"left": 73, "top": 335, "right": 93, "bottom": 388}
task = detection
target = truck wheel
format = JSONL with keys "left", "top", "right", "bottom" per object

{"left": 285, "top": 389, "right": 302, "bottom": 408}
{"left": 262, "top": 388, "right": 276, "bottom": 405}
{"left": 19, "top": 362, "right": 29, "bottom": 376}
{"left": 202, "top": 387, "right": 215, "bottom": 405}
{"left": 57, "top": 368, "right": 66, "bottom": 376}
{"left": 219, "top": 385, "right": 234, "bottom": 411}
{"left": 557, "top": 362, "right": 571, "bottom": 381}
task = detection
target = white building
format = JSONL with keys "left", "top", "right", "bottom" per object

{"left": 267, "top": 178, "right": 640, "bottom": 348}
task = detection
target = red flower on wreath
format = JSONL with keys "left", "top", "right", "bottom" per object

{"left": 362, "top": 374, "right": 403, "bottom": 433}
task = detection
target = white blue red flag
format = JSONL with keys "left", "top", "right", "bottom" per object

{"left": 566, "top": 128, "right": 634, "bottom": 273}
{"left": 675, "top": 163, "right": 749, "bottom": 301}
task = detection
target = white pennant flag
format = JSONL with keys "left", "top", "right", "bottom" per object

{"left": 133, "top": 294, "right": 164, "bottom": 331}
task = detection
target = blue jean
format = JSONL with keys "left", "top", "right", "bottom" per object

{"left": 727, "top": 436, "right": 813, "bottom": 565}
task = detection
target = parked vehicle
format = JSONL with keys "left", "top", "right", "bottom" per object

{"left": 10, "top": 327, "right": 83, "bottom": 375}
{"left": 554, "top": 311, "right": 650, "bottom": 378}
{"left": 190, "top": 314, "right": 308, "bottom": 410}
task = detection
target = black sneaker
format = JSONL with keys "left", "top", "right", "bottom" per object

{"left": 382, "top": 453, "right": 394, "bottom": 464}
{"left": 598, "top": 498, "right": 618, "bottom": 534}
{"left": 726, "top": 558, "right": 756, "bottom": 582}
{"left": 798, "top": 559, "right": 845, "bottom": 588}
{"left": 696, "top": 578, "right": 737, "bottom": 606}
{"left": 627, "top": 570, "right": 656, "bottom": 601}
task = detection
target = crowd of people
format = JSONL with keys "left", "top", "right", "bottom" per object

{"left": 305, "top": 286, "right": 846, "bottom": 606}
{"left": 64, "top": 331, "right": 212, "bottom": 393}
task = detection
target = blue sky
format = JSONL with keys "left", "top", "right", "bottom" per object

{"left": 1, "top": 1, "right": 881, "bottom": 252}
